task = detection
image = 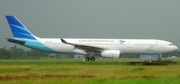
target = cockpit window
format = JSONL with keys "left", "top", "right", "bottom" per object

{"left": 169, "top": 44, "right": 173, "bottom": 46}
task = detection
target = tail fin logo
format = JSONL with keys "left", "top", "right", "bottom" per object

{"left": 6, "top": 16, "right": 36, "bottom": 40}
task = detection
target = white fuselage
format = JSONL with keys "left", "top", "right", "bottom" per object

{"left": 35, "top": 38, "right": 178, "bottom": 55}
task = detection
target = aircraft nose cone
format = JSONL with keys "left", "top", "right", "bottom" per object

{"left": 172, "top": 45, "right": 178, "bottom": 52}
{"left": 174, "top": 46, "right": 178, "bottom": 51}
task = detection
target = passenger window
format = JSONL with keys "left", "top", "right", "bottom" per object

{"left": 169, "top": 44, "right": 173, "bottom": 46}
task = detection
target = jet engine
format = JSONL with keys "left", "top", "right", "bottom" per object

{"left": 100, "top": 50, "right": 120, "bottom": 58}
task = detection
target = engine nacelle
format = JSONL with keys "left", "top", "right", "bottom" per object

{"left": 73, "top": 49, "right": 87, "bottom": 54}
{"left": 100, "top": 50, "right": 120, "bottom": 59}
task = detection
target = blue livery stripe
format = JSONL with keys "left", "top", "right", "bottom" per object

{"left": 24, "top": 39, "right": 61, "bottom": 53}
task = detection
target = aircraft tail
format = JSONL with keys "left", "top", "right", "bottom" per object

{"left": 5, "top": 15, "right": 37, "bottom": 40}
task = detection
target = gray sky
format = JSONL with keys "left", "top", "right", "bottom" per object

{"left": 0, "top": 0, "right": 180, "bottom": 49}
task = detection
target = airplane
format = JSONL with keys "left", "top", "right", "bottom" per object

{"left": 5, "top": 15, "right": 178, "bottom": 61}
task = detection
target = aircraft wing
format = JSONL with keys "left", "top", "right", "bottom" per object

{"left": 61, "top": 39, "right": 107, "bottom": 52}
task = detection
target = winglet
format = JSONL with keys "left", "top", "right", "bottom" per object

{"left": 61, "top": 38, "right": 68, "bottom": 44}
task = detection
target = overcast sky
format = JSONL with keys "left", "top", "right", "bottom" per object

{"left": 0, "top": 0, "right": 180, "bottom": 49}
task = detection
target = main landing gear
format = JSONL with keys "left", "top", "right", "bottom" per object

{"left": 157, "top": 54, "right": 162, "bottom": 61}
{"left": 85, "top": 56, "right": 95, "bottom": 61}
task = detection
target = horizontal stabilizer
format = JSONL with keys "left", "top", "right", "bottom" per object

{"left": 5, "top": 38, "right": 25, "bottom": 45}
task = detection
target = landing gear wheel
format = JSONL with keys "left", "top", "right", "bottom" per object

{"left": 91, "top": 57, "right": 95, "bottom": 61}
{"left": 157, "top": 54, "right": 162, "bottom": 61}
{"left": 86, "top": 57, "right": 90, "bottom": 61}
{"left": 157, "top": 57, "right": 161, "bottom": 61}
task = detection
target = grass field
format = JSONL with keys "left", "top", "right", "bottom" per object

{"left": 0, "top": 58, "right": 180, "bottom": 84}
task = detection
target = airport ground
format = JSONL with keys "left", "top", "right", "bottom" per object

{"left": 0, "top": 58, "right": 180, "bottom": 84}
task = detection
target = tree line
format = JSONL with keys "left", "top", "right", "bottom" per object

{"left": 0, "top": 45, "right": 48, "bottom": 59}
{"left": 0, "top": 45, "right": 180, "bottom": 59}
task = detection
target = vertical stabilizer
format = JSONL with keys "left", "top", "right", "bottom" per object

{"left": 6, "top": 16, "right": 37, "bottom": 40}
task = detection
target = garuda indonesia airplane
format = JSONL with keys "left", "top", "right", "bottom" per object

{"left": 5, "top": 15, "right": 178, "bottom": 61}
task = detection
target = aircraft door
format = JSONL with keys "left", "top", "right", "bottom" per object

{"left": 160, "top": 44, "right": 164, "bottom": 49}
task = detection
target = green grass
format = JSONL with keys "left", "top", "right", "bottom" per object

{"left": 0, "top": 59, "right": 180, "bottom": 84}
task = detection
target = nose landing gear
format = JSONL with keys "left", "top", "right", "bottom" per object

{"left": 157, "top": 54, "right": 162, "bottom": 61}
